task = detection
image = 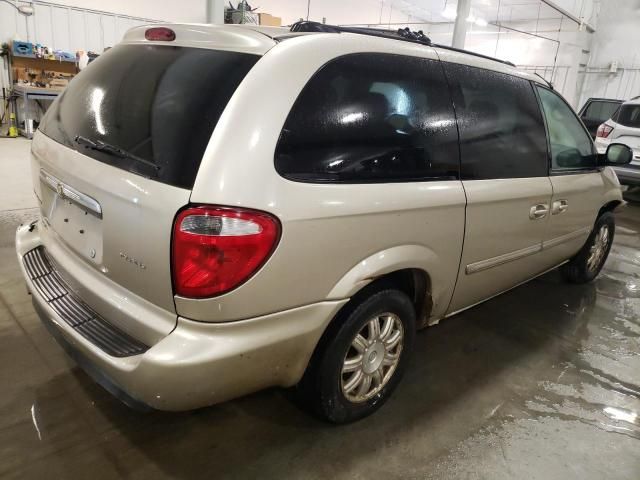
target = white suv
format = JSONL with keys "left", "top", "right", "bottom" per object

{"left": 595, "top": 97, "right": 640, "bottom": 185}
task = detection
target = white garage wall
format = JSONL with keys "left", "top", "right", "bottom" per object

{"left": 44, "top": 0, "right": 207, "bottom": 22}
{"left": 578, "top": 0, "right": 640, "bottom": 105}
{"left": 0, "top": 1, "right": 160, "bottom": 50}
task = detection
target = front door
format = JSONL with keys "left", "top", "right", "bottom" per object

{"left": 536, "top": 86, "right": 606, "bottom": 265}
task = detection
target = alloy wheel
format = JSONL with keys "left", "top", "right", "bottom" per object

{"left": 587, "top": 225, "right": 610, "bottom": 272}
{"left": 340, "top": 313, "right": 404, "bottom": 403}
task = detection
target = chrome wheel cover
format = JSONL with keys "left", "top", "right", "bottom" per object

{"left": 587, "top": 225, "right": 610, "bottom": 272}
{"left": 340, "top": 313, "right": 404, "bottom": 403}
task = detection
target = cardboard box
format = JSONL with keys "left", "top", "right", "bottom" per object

{"left": 259, "top": 13, "right": 282, "bottom": 26}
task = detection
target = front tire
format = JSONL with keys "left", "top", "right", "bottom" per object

{"left": 297, "top": 289, "right": 416, "bottom": 424}
{"left": 561, "top": 212, "right": 615, "bottom": 284}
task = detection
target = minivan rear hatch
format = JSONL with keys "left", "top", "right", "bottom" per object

{"left": 34, "top": 38, "right": 260, "bottom": 318}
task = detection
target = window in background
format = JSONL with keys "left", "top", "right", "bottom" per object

{"left": 583, "top": 101, "right": 621, "bottom": 122}
{"left": 615, "top": 104, "right": 640, "bottom": 128}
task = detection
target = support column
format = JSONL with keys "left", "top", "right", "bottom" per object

{"left": 451, "top": 0, "right": 471, "bottom": 49}
{"left": 206, "top": 0, "right": 225, "bottom": 24}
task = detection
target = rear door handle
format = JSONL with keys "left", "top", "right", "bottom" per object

{"left": 552, "top": 200, "right": 568, "bottom": 215}
{"left": 529, "top": 204, "right": 549, "bottom": 220}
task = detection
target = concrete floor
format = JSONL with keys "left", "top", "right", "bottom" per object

{"left": 1, "top": 137, "right": 639, "bottom": 479}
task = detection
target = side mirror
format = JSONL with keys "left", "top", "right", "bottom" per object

{"left": 604, "top": 143, "right": 633, "bottom": 165}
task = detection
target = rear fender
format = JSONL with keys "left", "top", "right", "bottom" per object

{"left": 327, "top": 244, "right": 447, "bottom": 323}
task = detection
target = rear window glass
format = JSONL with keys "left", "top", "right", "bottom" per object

{"left": 615, "top": 104, "right": 640, "bottom": 128}
{"left": 583, "top": 101, "right": 620, "bottom": 121}
{"left": 39, "top": 45, "right": 259, "bottom": 189}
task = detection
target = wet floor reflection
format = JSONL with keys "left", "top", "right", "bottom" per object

{"left": 0, "top": 205, "right": 638, "bottom": 479}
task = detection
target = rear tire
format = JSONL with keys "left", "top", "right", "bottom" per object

{"left": 561, "top": 212, "right": 615, "bottom": 284}
{"left": 296, "top": 289, "right": 415, "bottom": 424}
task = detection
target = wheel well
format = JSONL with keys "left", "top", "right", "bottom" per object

{"left": 598, "top": 200, "right": 622, "bottom": 219}
{"left": 366, "top": 269, "right": 432, "bottom": 326}
{"left": 299, "top": 269, "right": 432, "bottom": 385}
{"left": 337, "top": 268, "right": 432, "bottom": 331}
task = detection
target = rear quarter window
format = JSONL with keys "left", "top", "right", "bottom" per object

{"left": 275, "top": 53, "right": 459, "bottom": 183}
{"left": 39, "top": 45, "right": 259, "bottom": 189}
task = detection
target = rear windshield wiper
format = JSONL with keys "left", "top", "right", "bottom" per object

{"left": 74, "top": 135, "right": 161, "bottom": 172}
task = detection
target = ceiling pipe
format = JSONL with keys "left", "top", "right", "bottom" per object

{"left": 539, "top": 0, "right": 595, "bottom": 32}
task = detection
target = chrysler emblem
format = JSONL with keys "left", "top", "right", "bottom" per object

{"left": 56, "top": 183, "right": 65, "bottom": 197}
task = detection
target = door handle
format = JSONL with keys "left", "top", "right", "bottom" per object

{"left": 551, "top": 200, "right": 568, "bottom": 215}
{"left": 529, "top": 204, "right": 549, "bottom": 220}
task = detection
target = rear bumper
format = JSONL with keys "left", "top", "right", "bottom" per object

{"left": 17, "top": 223, "right": 346, "bottom": 411}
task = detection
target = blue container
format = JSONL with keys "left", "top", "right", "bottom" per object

{"left": 12, "top": 41, "right": 33, "bottom": 56}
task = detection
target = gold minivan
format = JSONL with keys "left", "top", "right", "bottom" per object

{"left": 15, "top": 22, "right": 632, "bottom": 423}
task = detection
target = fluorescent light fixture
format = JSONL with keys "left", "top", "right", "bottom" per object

{"left": 441, "top": 5, "right": 457, "bottom": 20}
{"left": 0, "top": 0, "right": 34, "bottom": 15}
{"left": 18, "top": 4, "right": 34, "bottom": 15}
{"left": 442, "top": 5, "right": 486, "bottom": 26}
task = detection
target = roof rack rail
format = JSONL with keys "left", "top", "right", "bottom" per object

{"left": 289, "top": 21, "right": 516, "bottom": 68}
{"left": 533, "top": 72, "right": 553, "bottom": 89}
{"left": 430, "top": 43, "right": 516, "bottom": 68}
{"left": 290, "top": 21, "right": 432, "bottom": 46}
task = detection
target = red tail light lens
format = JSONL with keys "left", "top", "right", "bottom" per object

{"left": 145, "top": 27, "right": 176, "bottom": 41}
{"left": 172, "top": 206, "right": 280, "bottom": 298}
{"left": 596, "top": 123, "right": 614, "bottom": 138}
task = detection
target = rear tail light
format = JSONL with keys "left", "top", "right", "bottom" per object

{"left": 172, "top": 206, "right": 280, "bottom": 298}
{"left": 596, "top": 123, "right": 614, "bottom": 138}
{"left": 145, "top": 27, "right": 176, "bottom": 41}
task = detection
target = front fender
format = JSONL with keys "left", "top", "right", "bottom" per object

{"left": 599, "top": 167, "right": 626, "bottom": 216}
{"left": 602, "top": 167, "right": 624, "bottom": 204}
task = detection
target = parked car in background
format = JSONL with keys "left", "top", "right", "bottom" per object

{"left": 595, "top": 97, "right": 640, "bottom": 186}
{"left": 578, "top": 97, "right": 623, "bottom": 138}
{"left": 15, "top": 22, "right": 634, "bottom": 424}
